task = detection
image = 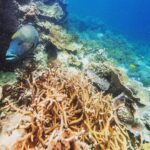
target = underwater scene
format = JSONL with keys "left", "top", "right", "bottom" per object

{"left": 0, "top": 0, "right": 150, "bottom": 149}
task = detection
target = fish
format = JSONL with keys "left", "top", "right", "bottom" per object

{"left": 5, "top": 24, "right": 39, "bottom": 61}
{"left": 129, "top": 64, "right": 136, "bottom": 71}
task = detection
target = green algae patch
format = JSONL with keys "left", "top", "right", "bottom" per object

{"left": 0, "top": 72, "right": 16, "bottom": 86}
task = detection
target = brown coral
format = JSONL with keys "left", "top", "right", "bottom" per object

{"left": 0, "top": 64, "right": 140, "bottom": 150}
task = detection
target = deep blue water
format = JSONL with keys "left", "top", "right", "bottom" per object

{"left": 68, "top": 0, "right": 150, "bottom": 42}
{"left": 67, "top": 0, "right": 150, "bottom": 87}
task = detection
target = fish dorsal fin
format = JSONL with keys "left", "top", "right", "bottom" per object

{"left": 12, "top": 32, "right": 20, "bottom": 40}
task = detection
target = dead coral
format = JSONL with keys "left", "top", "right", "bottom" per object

{"left": 68, "top": 55, "right": 82, "bottom": 68}
{"left": 49, "top": 25, "right": 83, "bottom": 52}
{"left": 1, "top": 65, "right": 140, "bottom": 150}
{"left": 38, "top": 2, "right": 65, "bottom": 21}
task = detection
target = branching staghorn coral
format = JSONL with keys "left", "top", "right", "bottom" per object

{"left": 1, "top": 64, "right": 140, "bottom": 150}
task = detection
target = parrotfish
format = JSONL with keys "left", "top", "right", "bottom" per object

{"left": 6, "top": 24, "right": 39, "bottom": 61}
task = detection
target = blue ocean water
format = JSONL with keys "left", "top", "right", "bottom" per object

{"left": 67, "top": 0, "right": 150, "bottom": 87}
{"left": 68, "top": 0, "right": 150, "bottom": 42}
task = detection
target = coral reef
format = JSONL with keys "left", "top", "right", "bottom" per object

{"left": 0, "top": 0, "right": 67, "bottom": 71}
{"left": 37, "top": 1, "right": 66, "bottom": 22}
{"left": 0, "top": 1, "right": 150, "bottom": 149}
{"left": 90, "top": 61, "right": 149, "bottom": 100}
{"left": 67, "top": 15, "right": 150, "bottom": 87}
{"left": 68, "top": 55, "right": 82, "bottom": 68}
{"left": 49, "top": 25, "right": 83, "bottom": 53}
{"left": 87, "top": 61, "right": 150, "bottom": 142}
{"left": 0, "top": 64, "right": 140, "bottom": 150}
{"left": 0, "top": 0, "right": 67, "bottom": 90}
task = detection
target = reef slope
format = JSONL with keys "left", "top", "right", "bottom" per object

{"left": 0, "top": 0, "right": 150, "bottom": 149}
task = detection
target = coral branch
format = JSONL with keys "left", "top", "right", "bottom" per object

{"left": 1, "top": 66, "right": 139, "bottom": 149}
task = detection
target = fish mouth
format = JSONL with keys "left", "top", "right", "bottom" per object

{"left": 5, "top": 53, "right": 18, "bottom": 61}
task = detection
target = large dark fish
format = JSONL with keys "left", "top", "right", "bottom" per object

{"left": 5, "top": 25, "right": 39, "bottom": 61}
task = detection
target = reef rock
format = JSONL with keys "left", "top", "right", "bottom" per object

{"left": 113, "top": 92, "right": 150, "bottom": 142}
{"left": 37, "top": 1, "right": 66, "bottom": 22}
{"left": 68, "top": 55, "right": 82, "bottom": 68}
{"left": 86, "top": 70, "right": 110, "bottom": 91}
{"left": 89, "top": 61, "right": 150, "bottom": 105}
{"left": 49, "top": 25, "right": 83, "bottom": 52}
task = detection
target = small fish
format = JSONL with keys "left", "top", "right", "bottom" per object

{"left": 129, "top": 64, "right": 136, "bottom": 71}
{"left": 6, "top": 24, "right": 39, "bottom": 61}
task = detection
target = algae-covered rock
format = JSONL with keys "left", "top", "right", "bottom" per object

{"left": 116, "top": 104, "right": 135, "bottom": 125}
{"left": 49, "top": 25, "right": 83, "bottom": 52}
{"left": 0, "top": 72, "right": 16, "bottom": 86}
{"left": 86, "top": 70, "right": 110, "bottom": 91}
{"left": 112, "top": 92, "right": 150, "bottom": 143}
{"left": 142, "top": 143, "right": 150, "bottom": 150}
{"left": 89, "top": 61, "right": 150, "bottom": 105}
{"left": 68, "top": 55, "right": 82, "bottom": 68}
{"left": 38, "top": 2, "right": 65, "bottom": 21}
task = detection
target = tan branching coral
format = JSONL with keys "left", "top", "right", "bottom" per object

{"left": 1, "top": 65, "right": 140, "bottom": 150}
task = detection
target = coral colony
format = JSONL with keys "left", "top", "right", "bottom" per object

{"left": 0, "top": 0, "right": 150, "bottom": 150}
